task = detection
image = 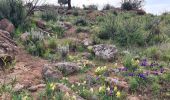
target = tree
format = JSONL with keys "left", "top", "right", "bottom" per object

{"left": 121, "top": 0, "right": 144, "bottom": 10}
{"left": 67, "top": 0, "right": 71, "bottom": 9}
{"left": 58, "top": 0, "right": 72, "bottom": 9}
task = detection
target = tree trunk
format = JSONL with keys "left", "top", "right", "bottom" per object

{"left": 68, "top": 0, "right": 71, "bottom": 9}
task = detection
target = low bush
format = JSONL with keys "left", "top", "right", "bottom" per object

{"left": 103, "top": 4, "right": 115, "bottom": 10}
{"left": 41, "top": 8, "right": 58, "bottom": 21}
{"left": 83, "top": 5, "right": 98, "bottom": 10}
{"left": 0, "top": 0, "right": 26, "bottom": 27}
{"left": 121, "top": 0, "right": 144, "bottom": 11}
{"left": 74, "top": 17, "right": 88, "bottom": 26}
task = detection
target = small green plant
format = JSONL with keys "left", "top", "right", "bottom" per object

{"left": 75, "top": 18, "right": 88, "bottom": 26}
{"left": 129, "top": 77, "right": 138, "bottom": 92}
{"left": 151, "top": 83, "right": 160, "bottom": 94}
{"left": 41, "top": 8, "right": 58, "bottom": 21}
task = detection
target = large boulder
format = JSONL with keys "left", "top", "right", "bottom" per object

{"left": 54, "top": 62, "right": 80, "bottom": 75}
{"left": 42, "top": 64, "right": 63, "bottom": 81}
{"left": 0, "top": 19, "right": 15, "bottom": 33}
{"left": 0, "top": 30, "right": 17, "bottom": 69}
{"left": 92, "top": 44, "right": 118, "bottom": 60}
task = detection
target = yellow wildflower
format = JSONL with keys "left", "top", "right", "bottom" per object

{"left": 106, "top": 87, "right": 110, "bottom": 91}
{"left": 90, "top": 88, "right": 94, "bottom": 93}
{"left": 22, "top": 96, "right": 28, "bottom": 100}
{"left": 50, "top": 83, "right": 56, "bottom": 91}
{"left": 99, "top": 86, "right": 106, "bottom": 93}
{"left": 72, "top": 95, "right": 76, "bottom": 100}
{"left": 136, "top": 59, "right": 140, "bottom": 64}
{"left": 77, "top": 83, "right": 81, "bottom": 86}
{"left": 116, "top": 91, "right": 121, "bottom": 98}
{"left": 71, "top": 84, "right": 75, "bottom": 88}
{"left": 83, "top": 81, "right": 86, "bottom": 84}
{"left": 114, "top": 86, "right": 118, "bottom": 91}
{"left": 65, "top": 92, "right": 70, "bottom": 97}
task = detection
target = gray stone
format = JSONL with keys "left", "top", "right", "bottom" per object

{"left": 42, "top": 64, "right": 63, "bottom": 81}
{"left": 82, "top": 38, "right": 93, "bottom": 47}
{"left": 92, "top": 44, "right": 117, "bottom": 60}
{"left": 54, "top": 62, "right": 80, "bottom": 75}
{"left": 13, "top": 83, "right": 24, "bottom": 92}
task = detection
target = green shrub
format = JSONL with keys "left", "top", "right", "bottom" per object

{"left": 103, "top": 4, "right": 115, "bottom": 10}
{"left": 72, "top": 9, "right": 79, "bottom": 16}
{"left": 83, "top": 4, "right": 98, "bottom": 10}
{"left": 151, "top": 83, "right": 160, "bottom": 94}
{"left": 98, "top": 13, "right": 149, "bottom": 46}
{"left": 41, "top": 8, "right": 58, "bottom": 21}
{"left": 121, "top": 0, "right": 144, "bottom": 10}
{"left": 76, "top": 27, "right": 90, "bottom": 33}
{"left": 74, "top": 18, "right": 88, "bottom": 26}
{"left": 129, "top": 78, "right": 138, "bottom": 92}
{"left": 0, "top": 0, "right": 26, "bottom": 27}
{"left": 98, "top": 14, "right": 116, "bottom": 40}
{"left": 143, "top": 46, "right": 161, "bottom": 60}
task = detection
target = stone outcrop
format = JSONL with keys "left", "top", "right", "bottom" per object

{"left": 54, "top": 62, "right": 80, "bottom": 75}
{"left": 92, "top": 44, "right": 118, "bottom": 60}
{"left": 42, "top": 64, "right": 63, "bottom": 81}
{"left": 0, "top": 19, "right": 15, "bottom": 33}
{"left": 0, "top": 30, "right": 17, "bottom": 68}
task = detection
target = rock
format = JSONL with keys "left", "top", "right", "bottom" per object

{"left": 92, "top": 44, "right": 118, "bottom": 60}
{"left": 0, "top": 19, "right": 15, "bottom": 33}
{"left": 42, "top": 64, "right": 63, "bottom": 81}
{"left": 127, "top": 95, "right": 140, "bottom": 100}
{"left": 82, "top": 38, "right": 93, "bottom": 47}
{"left": 54, "top": 62, "right": 80, "bottom": 75}
{"left": 34, "top": 19, "right": 46, "bottom": 29}
{"left": 13, "top": 83, "right": 24, "bottom": 92}
{"left": 20, "top": 32, "right": 30, "bottom": 42}
{"left": 0, "top": 30, "right": 17, "bottom": 69}
{"left": 28, "top": 84, "right": 46, "bottom": 92}
{"left": 81, "top": 52, "right": 91, "bottom": 59}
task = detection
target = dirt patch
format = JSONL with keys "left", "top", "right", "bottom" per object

{"left": 0, "top": 47, "right": 48, "bottom": 86}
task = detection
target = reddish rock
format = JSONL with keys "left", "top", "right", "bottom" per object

{"left": 35, "top": 20, "right": 46, "bottom": 29}
{"left": 0, "top": 19, "right": 15, "bottom": 33}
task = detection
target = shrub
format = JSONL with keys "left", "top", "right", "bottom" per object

{"left": 121, "top": 0, "right": 144, "bottom": 10}
{"left": 0, "top": 0, "right": 26, "bottom": 27}
{"left": 151, "top": 83, "right": 160, "bottom": 94}
{"left": 103, "top": 4, "right": 115, "bottom": 10}
{"left": 129, "top": 78, "right": 138, "bottom": 92}
{"left": 41, "top": 8, "right": 58, "bottom": 21}
{"left": 98, "top": 13, "right": 145, "bottom": 46}
{"left": 74, "top": 18, "right": 88, "bottom": 26}
{"left": 98, "top": 14, "right": 116, "bottom": 40}
{"left": 76, "top": 27, "right": 90, "bottom": 33}
{"left": 83, "top": 5, "right": 98, "bottom": 10}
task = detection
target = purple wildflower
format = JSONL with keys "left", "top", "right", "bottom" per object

{"left": 138, "top": 73, "right": 146, "bottom": 80}
{"left": 160, "top": 68, "right": 164, "bottom": 73}
{"left": 140, "top": 59, "right": 148, "bottom": 66}
{"left": 153, "top": 71, "right": 159, "bottom": 75}
{"left": 129, "top": 73, "right": 135, "bottom": 76}
{"left": 122, "top": 67, "right": 128, "bottom": 71}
